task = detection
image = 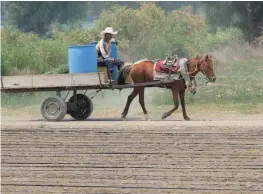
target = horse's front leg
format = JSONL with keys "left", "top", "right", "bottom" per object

{"left": 193, "top": 77, "right": 197, "bottom": 87}
{"left": 138, "top": 87, "right": 151, "bottom": 121}
{"left": 179, "top": 89, "right": 190, "bottom": 121}
{"left": 190, "top": 77, "right": 197, "bottom": 94}
{"left": 162, "top": 87, "right": 179, "bottom": 120}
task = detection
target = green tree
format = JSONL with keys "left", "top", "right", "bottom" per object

{"left": 3, "top": 1, "right": 89, "bottom": 35}
{"left": 96, "top": 3, "right": 207, "bottom": 59}
{"left": 204, "top": 2, "right": 263, "bottom": 42}
{"left": 85, "top": 2, "right": 200, "bottom": 16}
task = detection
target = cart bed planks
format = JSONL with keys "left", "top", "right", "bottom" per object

{"left": 0, "top": 72, "right": 106, "bottom": 92}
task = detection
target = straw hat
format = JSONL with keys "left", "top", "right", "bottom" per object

{"left": 101, "top": 27, "right": 118, "bottom": 36}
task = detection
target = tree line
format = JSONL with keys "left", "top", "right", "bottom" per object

{"left": 1, "top": 1, "right": 263, "bottom": 42}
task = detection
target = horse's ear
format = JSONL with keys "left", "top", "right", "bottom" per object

{"left": 195, "top": 54, "right": 199, "bottom": 59}
{"left": 205, "top": 54, "right": 209, "bottom": 61}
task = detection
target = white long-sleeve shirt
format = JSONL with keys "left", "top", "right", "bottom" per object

{"left": 96, "top": 39, "right": 112, "bottom": 59}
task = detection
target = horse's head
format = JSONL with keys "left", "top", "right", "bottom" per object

{"left": 199, "top": 54, "right": 216, "bottom": 82}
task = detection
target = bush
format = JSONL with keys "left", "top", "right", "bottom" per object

{"left": 191, "top": 28, "right": 245, "bottom": 54}
{"left": 1, "top": 28, "right": 68, "bottom": 75}
{"left": 52, "top": 28, "right": 101, "bottom": 45}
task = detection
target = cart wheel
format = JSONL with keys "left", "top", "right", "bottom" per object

{"left": 41, "top": 96, "right": 67, "bottom": 121}
{"left": 68, "top": 94, "right": 93, "bottom": 120}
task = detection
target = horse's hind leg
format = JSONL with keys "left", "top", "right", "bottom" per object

{"left": 121, "top": 88, "right": 139, "bottom": 120}
{"left": 138, "top": 87, "right": 151, "bottom": 121}
{"left": 162, "top": 87, "right": 179, "bottom": 120}
{"left": 179, "top": 89, "right": 191, "bottom": 121}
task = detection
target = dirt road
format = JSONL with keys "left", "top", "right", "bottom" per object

{"left": 1, "top": 114, "right": 263, "bottom": 193}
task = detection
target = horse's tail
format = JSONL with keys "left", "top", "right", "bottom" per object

{"left": 117, "top": 64, "right": 133, "bottom": 85}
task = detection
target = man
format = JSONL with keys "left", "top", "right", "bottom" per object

{"left": 96, "top": 27, "right": 124, "bottom": 81}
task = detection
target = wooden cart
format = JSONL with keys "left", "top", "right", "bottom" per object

{"left": 1, "top": 72, "right": 174, "bottom": 121}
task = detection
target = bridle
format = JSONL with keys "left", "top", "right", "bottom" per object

{"left": 184, "top": 58, "right": 211, "bottom": 86}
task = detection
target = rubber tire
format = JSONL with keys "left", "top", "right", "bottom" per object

{"left": 40, "top": 96, "right": 67, "bottom": 121}
{"left": 68, "top": 94, "right": 93, "bottom": 121}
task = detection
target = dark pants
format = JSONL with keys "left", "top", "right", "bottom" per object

{"left": 97, "top": 58, "right": 124, "bottom": 80}
{"left": 97, "top": 58, "right": 124, "bottom": 71}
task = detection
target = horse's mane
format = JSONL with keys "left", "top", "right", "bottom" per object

{"left": 133, "top": 58, "right": 155, "bottom": 66}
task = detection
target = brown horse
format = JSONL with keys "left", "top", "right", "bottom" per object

{"left": 117, "top": 54, "right": 216, "bottom": 121}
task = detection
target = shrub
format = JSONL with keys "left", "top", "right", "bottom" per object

{"left": 1, "top": 28, "right": 68, "bottom": 75}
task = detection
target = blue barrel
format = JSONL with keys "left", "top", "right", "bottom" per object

{"left": 68, "top": 45, "right": 97, "bottom": 74}
{"left": 111, "top": 41, "right": 118, "bottom": 59}
{"left": 89, "top": 42, "right": 97, "bottom": 46}
{"left": 110, "top": 41, "right": 118, "bottom": 80}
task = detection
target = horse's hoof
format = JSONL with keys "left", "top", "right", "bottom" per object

{"left": 189, "top": 87, "right": 196, "bottom": 94}
{"left": 121, "top": 115, "right": 126, "bottom": 121}
{"left": 184, "top": 116, "right": 191, "bottom": 121}
{"left": 162, "top": 113, "right": 169, "bottom": 120}
{"left": 145, "top": 114, "right": 151, "bottom": 121}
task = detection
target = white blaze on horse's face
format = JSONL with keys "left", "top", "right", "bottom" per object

{"left": 200, "top": 55, "right": 216, "bottom": 82}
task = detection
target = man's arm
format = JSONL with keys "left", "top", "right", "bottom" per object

{"left": 99, "top": 41, "right": 110, "bottom": 59}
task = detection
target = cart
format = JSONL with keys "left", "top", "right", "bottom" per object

{"left": 0, "top": 72, "right": 174, "bottom": 121}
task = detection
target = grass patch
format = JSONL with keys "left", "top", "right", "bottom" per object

{"left": 1, "top": 92, "right": 53, "bottom": 108}
{"left": 182, "top": 103, "right": 263, "bottom": 115}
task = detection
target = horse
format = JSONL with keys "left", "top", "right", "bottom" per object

{"left": 117, "top": 54, "right": 216, "bottom": 121}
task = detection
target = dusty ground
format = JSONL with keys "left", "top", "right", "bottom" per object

{"left": 1, "top": 107, "right": 263, "bottom": 193}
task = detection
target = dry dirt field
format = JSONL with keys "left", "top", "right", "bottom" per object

{"left": 1, "top": 108, "right": 263, "bottom": 194}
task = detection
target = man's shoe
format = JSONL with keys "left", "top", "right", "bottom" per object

{"left": 108, "top": 79, "right": 117, "bottom": 85}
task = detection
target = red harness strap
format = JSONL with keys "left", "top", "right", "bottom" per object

{"left": 154, "top": 60, "right": 179, "bottom": 74}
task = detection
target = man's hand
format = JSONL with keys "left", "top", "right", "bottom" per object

{"left": 106, "top": 57, "right": 115, "bottom": 61}
{"left": 112, "top": 37, "right": 118, "bottom": 45}
{"left": 189, "top": 86, "right": 196, "bottom": 95}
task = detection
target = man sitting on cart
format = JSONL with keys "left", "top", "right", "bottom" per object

{"left": 96, "top": 27, "right": 124, "bottom": 80}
